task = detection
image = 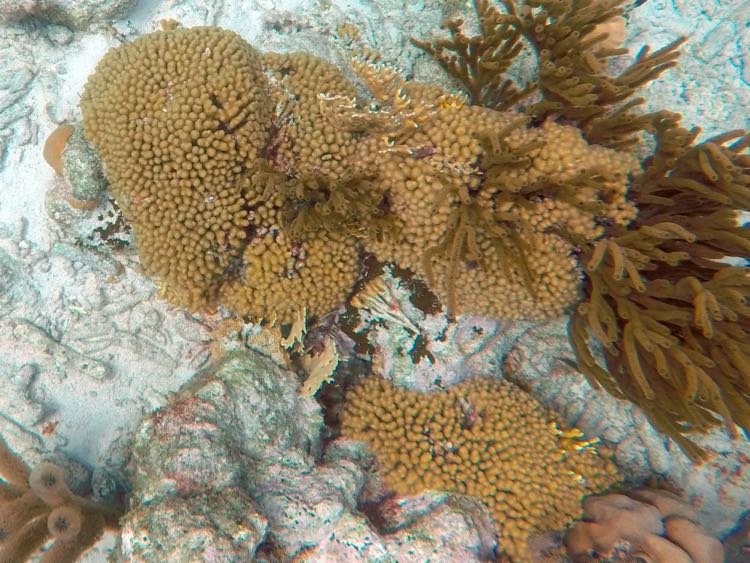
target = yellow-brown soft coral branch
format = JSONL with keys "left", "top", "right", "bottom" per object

{"left": 411, "top": 0, "right": 536, "bottom": 110}
{"left": 572, "top": 114, "right": 750, "bottom": 461}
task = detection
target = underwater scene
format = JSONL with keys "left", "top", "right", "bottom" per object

{"left": 0, "top": 0, "right": 749, "bottom": 561}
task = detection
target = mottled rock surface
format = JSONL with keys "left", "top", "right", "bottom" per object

{"left": 61, "top": 123, "right": 106, "bottom": 203}
{"left": 0, "top": 0, "right": 136, "bottom": 29}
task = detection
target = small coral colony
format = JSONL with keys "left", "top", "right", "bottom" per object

{"left": 3, "top": 0, "right": 748, "bottom": 561}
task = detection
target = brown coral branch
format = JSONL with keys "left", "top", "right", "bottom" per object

{"left": 411, "top": 0, "right": 536, "bottom": 110}
{"left": 572, "top": 116, "right": 750, "bottom": 460}
{"left": 416, "top": 0, "right": 686, "bottom": 148}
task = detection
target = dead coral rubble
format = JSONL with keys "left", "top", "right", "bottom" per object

{"left": 565, "top": 488, "right": 724, "bottom": 563}
{"left": 341, "top": 376, "right": 620, "bottom": 562}
{"left": 0, "top": 434, "right": 122, "bottom": 562}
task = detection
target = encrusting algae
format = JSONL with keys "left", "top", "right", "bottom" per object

{"left": 341, "top": 376, "right": 620, "bottom": 562}
{"left": 78, "top": 0, "right": 749, "bottom": 487}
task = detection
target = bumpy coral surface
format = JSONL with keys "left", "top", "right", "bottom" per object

{"left": 412, "top": 0, "right": 750, "bottom": 459}
{"left": 341, "top": 376, "right": 620, "bottom": 561}
{"left": 220, "top": 228, "right": 359, "bottom": 322}
{"left": 79, "top": 4, "right": 750, "bottom": 459}
{"left": 80, "top": 26, "right": 363, "bottom": 322}
{"left": 120, "top": 350, "right": 495, "bottom": 561}
{"left": 81, "top": 21, "right": 637, "bottom": 324}
{"left": 262, "top": 52, "right": 360, "bottom": 181}
{"left": 565, "top": 488, "right": 724, "bottom": 563}
{"left": 362, "top": 96, "right": 637, "bottom": 319}
{"left": 81, "top": 25, "right": 274, "bottom": 311}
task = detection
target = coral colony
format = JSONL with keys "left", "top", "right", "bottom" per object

{"left": 2, "top": 0, "right": 747, "bottom": 561}
{"left": 341, "top": 376, "right": 620, "bottom": 561}
{"left": 80, "top": 0, "right": 749, "bottom": 459}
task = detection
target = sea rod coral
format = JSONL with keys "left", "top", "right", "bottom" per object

{"left": 412, "top": 0, "right": 750, "bottom": 460}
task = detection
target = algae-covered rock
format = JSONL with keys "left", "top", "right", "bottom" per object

{"left": 125, "top": 351, "right": 322, "bottom": 507}
{"left": 117, "top": 349, "right": 493, "bottom": 560}
{"left": 118, "top": 350, "right": 324, "bottom": 559}
{"left": 119, "top": 487, "right": 268, "bottom": 562}
{"left": 0, "top": 0, "right": 136, "bottom": 29}
{"left": 61, "top": 124, "right": 106, "bottom": 205}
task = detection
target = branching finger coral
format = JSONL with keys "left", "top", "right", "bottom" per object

{"left": 79, "top": 8, "right": 749, "bottom": 464}
{"left": 219, "top": 227, "right": 359, "bottom": 323}
{"left": 413, "top": 0, "right": 750, "bottom": 461}
{"left": 279, "top": 173, "right": 390, "bottom": 240}
{"left": 80, "top": 25, "right": 274, "bottom": 311}
{"left": 262, "top": 51, "right": 360, "bottom": 181}
{"left": 366, "top": 92, "right": 636, "bottom": 321}
{"left": 421, "top": 179, "right": 537, "bottom": 318}
{"left": 82, "top": 28, "right": 370, "bottom": 323}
